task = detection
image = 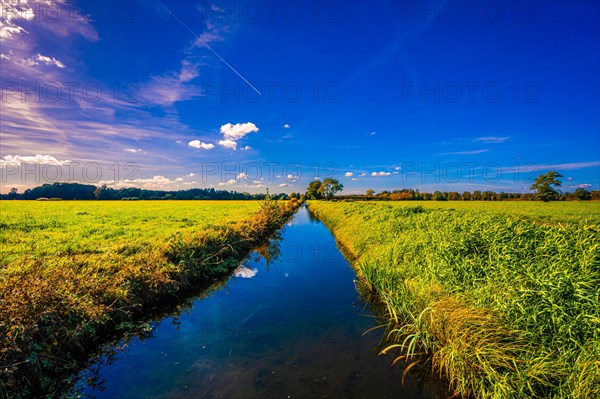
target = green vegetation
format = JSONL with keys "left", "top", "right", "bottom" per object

{"left": 0, "top": 182, "right": 292, "bottom": 201}
{"left": 0, "top": 198, "right": 299, "bottom": 397}
{"left": 309, "top": 200, "right": 600, "bottom": 398}
{"left": 305, "top": 178, "right": 344, "bottom": 199}
{"left": 530, "top": 171, "right": 564, "bottom": 202}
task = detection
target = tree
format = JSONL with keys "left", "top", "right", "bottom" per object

{"left": 306, "top": 180, "right": 322, "bottom": 199}
{"left": 94, "top": 184, "right": 108, "bottom": 200}
{"left": 530, "top": 171, "right": 563, "bottom": 202}
{"left": 366, "top": 189, "right": 375, "bottom": 197}
{"left": 7, "top": 187, "right": 18, "bottom": 199}
{"left": 572, "top": 188, "right": 591, "bottom": 200}
{"left": 318, "top": 178, "right": 343, "bottom": 199}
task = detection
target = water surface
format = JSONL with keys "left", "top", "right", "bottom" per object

{"left": 73, "top": 207, "right": 444, "bottom": 398}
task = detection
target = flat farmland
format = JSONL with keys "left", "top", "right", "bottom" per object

{"left": 0, "top": 199, "right": 294, "bottom": 396}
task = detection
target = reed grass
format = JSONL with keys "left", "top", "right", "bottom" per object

{"left": 310, "top": 200, "right": 600, "bottom": 398}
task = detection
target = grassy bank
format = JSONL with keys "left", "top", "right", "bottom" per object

{"left": 0, "top": 198, "right": 299, "bottom": 397}
{"left": 309, "top": 201, "right": 600, "bottom": 398}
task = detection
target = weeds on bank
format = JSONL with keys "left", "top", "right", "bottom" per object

{"left": 310, "top": 201, "right": 600, "bottom": 398}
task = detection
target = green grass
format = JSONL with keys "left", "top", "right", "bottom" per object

{"left": 1, "top": 200, "right": 260, "bottom": 265}
{"left": 309, "top": 200, "right": 600, "bottom": 398}
{"left": 0, "top": 199, "right": 298, "bottom": 397}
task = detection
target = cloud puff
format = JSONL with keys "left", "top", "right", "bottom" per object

{"left": 283, "top": 123, "right": 290, "bottom": 128}
{"left": 372, "top": 171, "right": 391, "bottom": 176}
{"left": 220, "top": 122, "right": 259, "bottom": 140}
{"left": 217, "top": 139, "right": 237, "bottom": 150}
{"left": 344, "top": 172, "right": 353, "bottom": 177}
{"left": 218, "top": 179, "right": 237, "bottom": 186}
{"left": 233, "top": 265, "right": 258, "bottom": 279}
{"left": 240, "top": 145, "right": 252, "bottom": 151}
{"left": 0, "top": 154, "right": 70, "bottom": 166}
{"left": 188, "top": 140, "right": 215, "bottom": 150}
{"left": 238, "top": 172, "right": 248, "bottom": 179}
{"left": 475, "top": 136, "right": 510, "bottom": 143}
{"left": 278, "top": 183, "right": 288, "bottom": 187}
{"left": 360, "top": 173, "right": 367, "bottom": 177}
{"left": 351, "top": 178, "right": 359, "bottom": 181}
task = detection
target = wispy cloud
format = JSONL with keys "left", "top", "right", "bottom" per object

{"left": 439, "top": 149, "right": 490, "bottom": 155}
{"left": 474, "top": 136, "right": 510, "bottom": 144}
{"left": 0, "top": 154, "right": 71, "bottom": 166}
{"left": 571, "top": 184, "right": 592, "bottom": 189}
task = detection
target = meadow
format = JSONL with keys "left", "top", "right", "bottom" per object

{"left": 0, "top": 199, "right": 297, "bottom": 396}
{"left": 309, "top": 200, "right": 600, "bottom": 398}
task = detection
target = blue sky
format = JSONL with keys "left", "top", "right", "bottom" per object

{"left": 1, "top": 0, "right": 599, "bottom": 194}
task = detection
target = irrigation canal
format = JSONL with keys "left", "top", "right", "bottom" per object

{"left": 72, "top": 206, "right": 445, "bottom": 398}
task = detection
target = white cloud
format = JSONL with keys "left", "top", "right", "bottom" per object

{"left": 217, "top": 139, "right": 237, "bottom": 150}
{"left": 35, "top": 54, "right": 65, "bottom": 68}
{"left": 238, "top": 172, "right": 248, "bottom": 179}
{"left": 124, "top": 148, "right": 144, "bottom": 153}
{"left": 394, "top": 166, "right": 401, "bottom": 171}
{"left": 283, "top": 123, "right": 290, "bottom": 128}
{"left": 220, "top": 122, "right": 259, "bottom": 140}
{"left": 188, "top": 140, "right": 215, "bottom": 150}
{"left": 114, "top": 175, "right": 175, "bottom": 189}
{"left": 240, "top": 145, "right": 252, "bottom": 151}
{"left": 351, "top": 178, "right": 359, "bottom": 181}
{"left": 187, "top": 172, "right": 195, "bottom": 177}
{"left": 175, "top": 177, "right": 184, "bottom": 182}
{"left": 571, "top": 184, "right": 592, "bottom": 189}
{"left": 287, "top": 174, "right": 299, "bottom": 181}
{"left": 218, "top": 179, "right": 237, "bottom": 186}
{"left": 344, "top": 172, "right": 354, "bottom": 177}
{"left": 359, "top": 173, "right": 367, "bottom": 177}
{"left": 279, "top": 183, "right": 288, "bottom": 187}
{"left": 475, "top": 136, "right": 510, "bottom": 143}
{"left": 372, "top": 171, "right": 391, "bottom": 176}
{"left": 0, "top": 154, "right": 70, "bottom": 166}
{"left": 369, "top": 131, "right": 376, "bottom": 136}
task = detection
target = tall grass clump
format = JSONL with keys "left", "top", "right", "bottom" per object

{"left": 309, "top": 201, "right": 600, "bottom": 398}
{"left": 0, "top": 198, "right": 299, "bottom": 397}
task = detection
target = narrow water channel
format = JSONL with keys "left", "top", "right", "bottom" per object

{"left": 71, "top": 207, "right": 444, "bottom": 398}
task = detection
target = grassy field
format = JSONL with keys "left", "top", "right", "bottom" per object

{"left": 0, "top": 199, "right": 297, "bottom": 396}
{"left": 309, "top": 201, "right": 600, "bottom": 398}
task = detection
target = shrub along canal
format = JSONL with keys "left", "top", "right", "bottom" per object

{"left": 71, "top": 206, "right": 445, "bottom": 398}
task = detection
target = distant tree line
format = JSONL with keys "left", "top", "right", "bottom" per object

{"left": 0, "top": 182, "right": 292, "bottom": 201}
{"left": 335, "top": 188, "right": 599, "bottom": 202}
